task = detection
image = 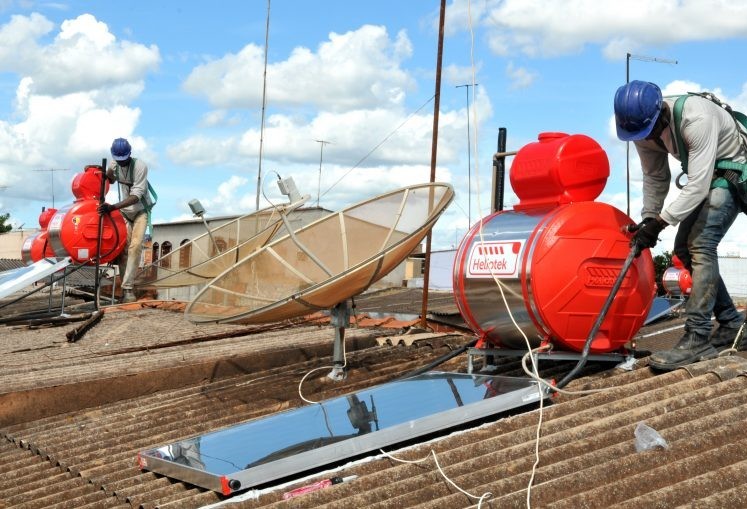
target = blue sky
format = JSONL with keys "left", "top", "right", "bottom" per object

{"left": 1, "top": 0, "right": 746, "bottom": 254}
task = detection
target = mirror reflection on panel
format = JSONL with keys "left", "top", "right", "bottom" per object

{"left": 140, "top": 372, "right": 540, "bottom": 479}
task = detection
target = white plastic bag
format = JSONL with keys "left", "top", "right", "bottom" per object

{"left": 634, "top": 422, "right": 669, "bottom": 452}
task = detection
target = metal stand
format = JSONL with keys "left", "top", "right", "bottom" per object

{"left": 328, "top": 301, "right": 350, "bottom": 381}
{"left": 466, "top": 346, "right": 630, "bottom": 374}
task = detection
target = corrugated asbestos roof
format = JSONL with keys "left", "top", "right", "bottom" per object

{"left": 1, "top": 287, "right": 746, "bottom": 508}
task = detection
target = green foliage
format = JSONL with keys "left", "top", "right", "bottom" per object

{"left": 0, "top": 213, "right": 12, "bottom": 234}
{"left": 652, "top": 251, "right": 673, "bottom": 296}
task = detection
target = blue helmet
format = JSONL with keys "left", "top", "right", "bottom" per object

{"left": 111, "top": 138, "right": 132, "bottom": 161}
{"left": 614, "top": 81, "right": 663, "bottom": 141}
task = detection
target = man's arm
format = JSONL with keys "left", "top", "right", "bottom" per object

{"left": 635, "top": 140, "right": 671, "bottom": 219}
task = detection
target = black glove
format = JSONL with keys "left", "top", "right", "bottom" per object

{"left": 98, "top": 202, "right": 115, "bottom": 215}
{"left": 631, "top": 217, "right": 666, "bottom": 255}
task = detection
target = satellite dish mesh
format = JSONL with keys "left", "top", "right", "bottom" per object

{"left": 134, "top": 202, "right": 303, "bottom": 289}
{"left": 185, "top": 182, "right": 454, "bottom": 324}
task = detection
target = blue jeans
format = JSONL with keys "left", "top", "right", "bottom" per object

{"left": 674, "top": 186, "right": 742, "bottom": 336}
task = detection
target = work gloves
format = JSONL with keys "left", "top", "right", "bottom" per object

{"left": 98, "top": 202, "right": 115, "bottom": 215}
{"left": 629, "top": 216, "right": 667, "bottom": 256}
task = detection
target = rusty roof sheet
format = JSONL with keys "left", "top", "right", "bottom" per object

{"left": 1, "top": 292, "right": 747, "bottom": 508}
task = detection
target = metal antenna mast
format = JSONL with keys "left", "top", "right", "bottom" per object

{"left": 315, "top": 139, "right": 331, "bottom": 207}
{"left": 34, "top": 168, "right": 71, "bottom": 208}
{"left": 456, "top": 83, "right": 478, "bottom": 226}
{"left": 255, "top": 0, "right": 271, "bottom": 211}
{"left": 624, "top": 52, "right": 677, "bottom": 217}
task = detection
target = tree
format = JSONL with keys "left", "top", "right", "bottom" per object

{"left": 0, "top": 213, "right": 12, "bottom": 234}
{"left": 652, "top": 250, "right": 673, "bottom": 296}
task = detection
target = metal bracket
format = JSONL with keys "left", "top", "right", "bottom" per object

{"left": 328, "top": 301, "right": 350, "bottom": 381}
{"left": 466, "top": 347, "right": 629, "bottom": 374}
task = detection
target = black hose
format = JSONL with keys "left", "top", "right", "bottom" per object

{"left": 555, "top": 246, "right": 638, "bottom": 389}
{"left": 398, "top": 338, "right": 478, "bottom": 380}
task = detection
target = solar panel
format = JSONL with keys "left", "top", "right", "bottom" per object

{"left": 138, "top": 371, "right": 547, "bottom": 495}
{"left": 644, "top": 296, "right": 684, "bottom": 325}
{"left": 0, "top": 257, "right": 72, "bottom": 299}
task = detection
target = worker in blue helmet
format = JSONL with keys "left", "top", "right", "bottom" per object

{"left": 614, "top": 80, "right": 747, "bottom": 370}
{"left": 97, "top": 137, "right": 152, "bottom": 303}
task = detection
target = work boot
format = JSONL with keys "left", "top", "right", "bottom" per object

{"left": 122, "top": 290, "right": 137, "bottom": 304}
{"left": 711, "top": 324, "right": 746, "bottom": 351}
{"left": 649, "top": 331, "right": 718, "bottom": 371}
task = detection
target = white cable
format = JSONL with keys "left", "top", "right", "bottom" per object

{"left": 381, "top": 449, "right": 492, "bottom": 508}
{"left": 297, "top": 331, "right": 347, "bottom": 405}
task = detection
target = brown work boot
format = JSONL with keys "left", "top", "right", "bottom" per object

{"left": 711, "top": 324, "right": 746, "bottom": 350}
{"left": 649, "top": 331, "right": 718, "bottom": 371}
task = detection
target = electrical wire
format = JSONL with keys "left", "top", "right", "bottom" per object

{"left": 380, "top": 448, "right": 492, "bottom": 508}
{"left": 321, "top": 94, "right": 436, "bottom": 198}
{"left": 297, "top": 329, "right": 347, "bottom": 405}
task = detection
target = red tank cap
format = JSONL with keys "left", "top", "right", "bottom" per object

{"left": 38, "top": 207, "right": 57, "bottom": 229}
{"left": 510, "top": 132, "right": 609, "bottom": 210}
{"left": 72, "top": 165, "right": 109, "bottom": 201}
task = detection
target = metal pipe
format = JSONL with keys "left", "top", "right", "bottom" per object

{"left": 94, "top": 158, "right": 107, "bottom": 310}
{"left": 420, "top": 0, "right": 446, "bottom": 330}
{"left": 492, "top": 128, "right": 508, "bottom": 212}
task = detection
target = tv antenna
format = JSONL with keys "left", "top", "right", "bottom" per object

{"left": 314, "top": 139, "right": 332, "bottom": 207}
{"left": 34, "top": 168, "right": 71, "bottom": 208}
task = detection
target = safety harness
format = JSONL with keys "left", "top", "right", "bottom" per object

{"left": 114, "top": 157, "right": 158, "bottom": 235}
{"left": 672, "top": 92, "right": 747, "bottom": 212}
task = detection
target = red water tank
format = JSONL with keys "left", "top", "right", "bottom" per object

{"left": 47, "top": 199, "right": 127, "bottom": 265}
{"left": 21, "top": 207, "right": 58, "bottom": 264}
{"left": 453, "top": 132, "right": 655, "bottom": 353}
{"left": 662, "top": 254, "right": 692, "bottom": 297}
{"left": 21, "top": 231, "right": 56, "bottom": 264}
{"left": 71, "top": 165, "right": 109, "bottom": 201}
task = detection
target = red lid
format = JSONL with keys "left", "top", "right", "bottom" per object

{"left": 511, "top": 132, "right": 609, "bottom": 210}
{"left": 71, "top": 165, "right": 108, "bottom": 201}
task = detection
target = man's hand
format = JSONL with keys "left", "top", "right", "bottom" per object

{"left": 105, "top": 168, "right": 115, "bottom": 182}
{"left": 630, "top": 216, "right": 667, "bottom": 255}
{"left": 98, "top": 202, "right": 115, "bottom": 215}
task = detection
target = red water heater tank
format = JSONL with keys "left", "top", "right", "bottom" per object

{"left": 47, "top": 199, "right": 128, "bottom": 265}
{"left": 453, "top": 133, "right": 656, "bottom": 353}
{"left": 662, "top": 254, "right": 692, "bottom": 297}
{"left": 21, "top": 207, "right": 58, "bottom": 264}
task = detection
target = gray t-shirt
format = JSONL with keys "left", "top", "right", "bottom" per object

{"left": 107, "top": 158, "right": 149, "bottom": 222}
{"left": 634, "top": 95, "right": 747, "bottom": 225}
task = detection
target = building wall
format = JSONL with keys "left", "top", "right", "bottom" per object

{"left": 0, "top": 230, "right": 37, "bottom": 260}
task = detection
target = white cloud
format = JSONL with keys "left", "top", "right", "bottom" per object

{"left": 0, "top": 13, "right": 159, "bottom": 220}
{"left": 182, "top": 25, "right": 415, "bottom": 112}
{"left": 505, "top": 61, "right": 537, "bottom": 89}
{"left": 466, "top": 0, "right": 747, "bottom": 59}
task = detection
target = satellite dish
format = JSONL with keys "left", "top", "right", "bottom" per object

{"left": 185, "top": 182, "right": 454, "bottom": 324}
{"left": 134, "top": 198, "right": 307, "bottom": 289}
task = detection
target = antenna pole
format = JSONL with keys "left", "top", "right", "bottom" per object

{"left": 34, "top": 168, "right": 71, "bottom": 208}
{"left": 624, "top": 52, "right": 677, "bottom": 217}
{"left": 420, "top": 0, "right": 446, "bottom": 330}
{"left": 315, "top": 139, "right": 331, "bottom": 207}
{"left": 456, "top": 83, "right": 478, "bottom": 226}
{"left": 255, "top": 0, "right": 271, "bottom": 211}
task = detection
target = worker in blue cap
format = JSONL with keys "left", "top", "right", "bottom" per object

{"left": 614, "top": 80, "right": 747, "bottom": 370}
{"left": 98, "top": 137, "right": 152, "bottom": 303}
